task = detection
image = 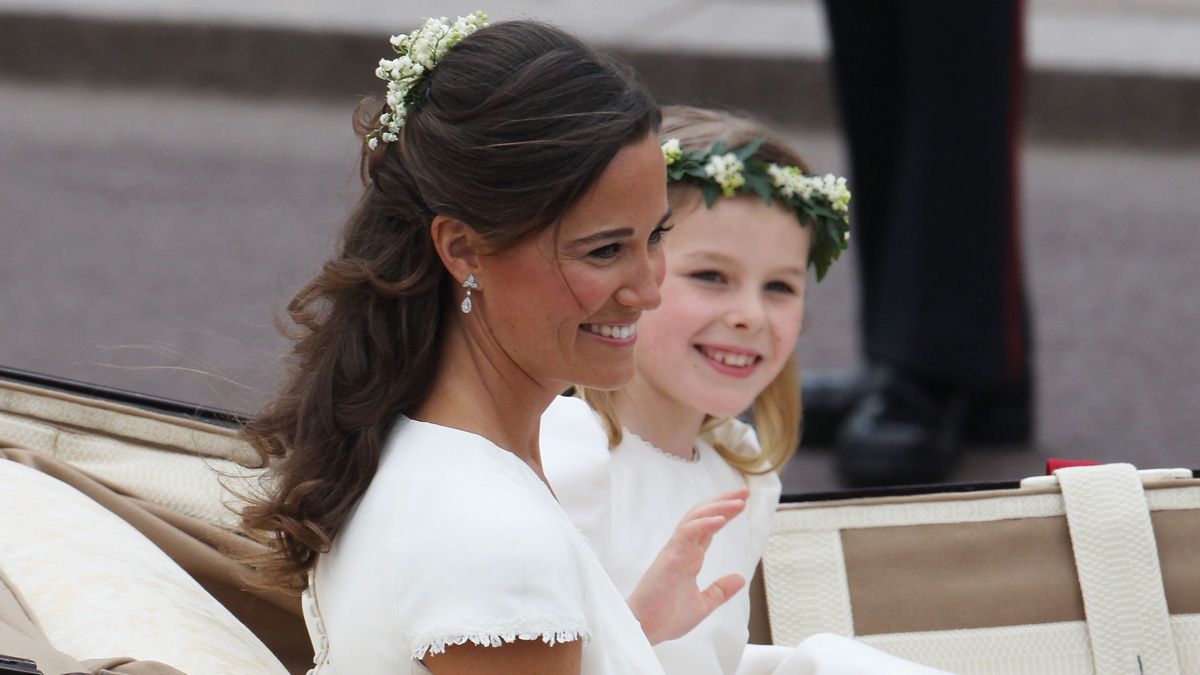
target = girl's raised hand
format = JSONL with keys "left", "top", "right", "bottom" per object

{"left": 626, "top": 487, "right": 750, "bottom": 644}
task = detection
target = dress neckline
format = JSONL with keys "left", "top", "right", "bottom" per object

{"left": 622, "top": 427, "right": 703, "bottom": 464}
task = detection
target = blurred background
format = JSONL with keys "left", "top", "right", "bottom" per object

{"left": 1, "top": 0, "right": 1197, "bottom": 493}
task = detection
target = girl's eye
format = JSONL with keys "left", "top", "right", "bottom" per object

{"left": 648, "top": 223, "right": 674, "bottom": 245}
{"left": 588, "top": 243, "right": 622, "bottom": 260}
{"left": 766, "top": 280, "right": 798, "bottom": 294}
{"left": 690, "top": 270, "right": 725, "bottom": 283}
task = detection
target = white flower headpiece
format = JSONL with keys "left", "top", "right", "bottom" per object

{"left": 368, "top": 11, "right": 489, "bottom": 150}
{"left": 662, "top": 137, "right": 851, "bottom": 281}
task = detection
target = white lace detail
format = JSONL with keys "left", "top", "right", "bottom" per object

{"left": 624, "top": 428, "right": 699, "bottom": 464}
{"left": 302, "top": 571, "right": 329, "bottom": 675}
{"left": 408, "top": 617, "right": 591, "bottom": 660}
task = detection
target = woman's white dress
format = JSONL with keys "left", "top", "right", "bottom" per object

{"left": 301, "top": 416, "right": 666, "bottom": 674}
{"left": 540, "top": 396, "right": 952, "bottom": 675}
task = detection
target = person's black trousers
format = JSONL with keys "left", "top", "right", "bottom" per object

{"left": 824, "top": 0, "right": 1031, "bottom": 388}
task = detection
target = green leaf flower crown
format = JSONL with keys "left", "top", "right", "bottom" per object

{"left": 368, "top": 11, "right": 489, "bottom": 149}
{"left": 661, "top": 138, "right": 851, "bottom": 281}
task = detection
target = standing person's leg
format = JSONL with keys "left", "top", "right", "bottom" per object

{"left": 804, "top": 0, "right": 903, "bottom": 445}
{"left": 822, "top": 0, "right": 902, "bottom": 331}
{"left": 837, "top": 0, "right": 1032, "bottom": 486}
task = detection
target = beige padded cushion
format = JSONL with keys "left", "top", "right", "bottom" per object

{"left": 0, "top": 380, "right": 265, "bottom": 530}
{"left": 0, "top": 458, "right": 287, "bottom": 674}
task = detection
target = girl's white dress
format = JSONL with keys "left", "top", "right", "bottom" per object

{"left": 301, "top": 416, "right": 666, "bottom": 675}
{"left": 540, "top": 396, "right": 952, "bottom": 675}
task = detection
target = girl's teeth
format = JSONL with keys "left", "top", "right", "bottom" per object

{"left": 703, "top": 347, "right": 755, "bottom": 367}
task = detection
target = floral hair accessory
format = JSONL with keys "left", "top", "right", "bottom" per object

{"left": 662, "top": 137, "right": 851, "bottom": 280}
{"left": 368, "top": 11, "right": 489, "bottom": 150}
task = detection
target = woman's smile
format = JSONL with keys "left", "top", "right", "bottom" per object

{"left": 582, "top": 322, "right": 639, "bottom": 345}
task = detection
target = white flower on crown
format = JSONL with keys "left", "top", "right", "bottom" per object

{"left": 767, "top": 163, "right": 813, "bottom": 200}
{"left": 368, "top": 11, "right": 488, "bottom": 147}
{"left": 661, "top": 138, "right": 683, "bottom": 165}
{"left": 822, "top": 174, "right": 851, "bottom": 213}
{"left": 704, "top": 152, "right": 746, "bottom": 197}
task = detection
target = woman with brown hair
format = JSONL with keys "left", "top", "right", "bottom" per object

{"left": 238, "top": 15, "right": 741, "bottom": 675}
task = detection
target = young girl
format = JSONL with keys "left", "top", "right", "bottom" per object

{"left": 541, "top": 107, "right": 949, "bottom": 675}
{"left": 240, "top": 21, "right": 744, "bottom": 675}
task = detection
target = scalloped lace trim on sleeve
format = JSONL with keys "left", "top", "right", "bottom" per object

{"left": 409, "top": 616, "right": 591, "bottom": 660}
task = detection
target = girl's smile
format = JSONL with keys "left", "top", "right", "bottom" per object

{"left": 694, "top": 343, "right": 764, "bottom": 378}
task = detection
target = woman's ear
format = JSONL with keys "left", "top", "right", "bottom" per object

{"left": 430, "top": 215, "right": 483, "bottom": 286}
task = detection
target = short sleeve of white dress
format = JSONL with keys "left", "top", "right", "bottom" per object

{"left": 306, "top": 417, "right": 664, "bottom": 675}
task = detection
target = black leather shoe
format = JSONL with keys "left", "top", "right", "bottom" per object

{"left": 835, "top": 370, "right": 968, "bottom": 486}
{"left": 800, "top": 369, "right": 870, "bottom": 447}
{"left": 833, "top": 369, "right": 1034, "bottom": 487}
{"left": 802, "top": 368, "right": 1033, "bottom": 451}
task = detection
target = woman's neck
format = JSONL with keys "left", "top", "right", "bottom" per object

{"left": 611, "top": 377, "right": 707, "bottom": 461}
{"left": 416, "top": 322, "right": 556, "bottom": 474}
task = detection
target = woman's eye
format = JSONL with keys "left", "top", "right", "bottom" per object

{"left": 766, "top": 280, "right": 797, "bottom": 294}
{"left": 588, "top": 243, "right": 622, "bottom": 260}
{"left": 648, "top": 224, "right": 674, "bottom": 245}
{"left": 690, "top": 270, "right": 725, "bottom": 283}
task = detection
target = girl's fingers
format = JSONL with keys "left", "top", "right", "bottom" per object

{"left": 684, "top": 498, "right": 746, "bottom": 523}
{"left": 699, "top": 573, "right": 746, "bottom": 615}
{"left": 679, "top": 515, "right": 727, "bottom": 541}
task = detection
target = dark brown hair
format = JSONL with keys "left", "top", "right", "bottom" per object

{"left": 239, "top": 20, "right": 659, "bottom": 592}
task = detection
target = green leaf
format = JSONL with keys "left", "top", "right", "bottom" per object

{"left": 701, "top": 183, "right": 720, "bottom": 208}
{"left": 709, "top": 139, "right": 728, "bottom": 156}
{"left": 744, "top": 173, "right": 774, "bottom": 204}
{"left": 733, "top": 137, "right": 765, "bottom": 161}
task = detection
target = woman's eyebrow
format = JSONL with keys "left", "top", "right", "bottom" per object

{"left": 568, "top": 208, "right": 673, "bottom": 246}
{"left": 571, "top": 228, "right": 634, "bottom": 246}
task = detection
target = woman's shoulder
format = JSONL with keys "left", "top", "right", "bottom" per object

{"left": 358, "top": 418, "right": 578, "bottom": 555}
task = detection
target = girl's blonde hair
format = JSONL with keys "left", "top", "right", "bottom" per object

{"left": 581, "top": 105, "right": 809, "bottom": 475}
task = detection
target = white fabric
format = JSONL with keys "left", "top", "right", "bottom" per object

{"left": 303, "top": 416, "right": 665, "bottom": 675}
{"left": 1056, "top": 463, "right": 1181, "bottom": 675}
{"left": 0, "top": 458, "right": 287, "bottom": 675}
{"left": 542, "top": 397, "right": 949, "bottom": 675}
{"left": 541, "top": 396, "right": 779, "bottom": 675}
{"left": 744, "top": 635, "right": 956, "bottom": 675}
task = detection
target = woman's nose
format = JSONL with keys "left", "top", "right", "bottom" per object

{"left": 615, "top": 246, "right": 663, "bottom": 310}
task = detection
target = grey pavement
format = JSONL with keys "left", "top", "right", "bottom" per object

{"left": 3, "top": 0, "right": 1200, "bottom": 147}
{"left": 2, "top": 81, "right": 1197, "bottom": 493}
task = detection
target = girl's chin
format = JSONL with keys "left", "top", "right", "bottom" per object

{"left": 695, "top": 396, "right": 759, "bottom": 420}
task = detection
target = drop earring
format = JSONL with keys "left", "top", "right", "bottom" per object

{"left": 461, "top": 274, "right": 479, "bottom": 314}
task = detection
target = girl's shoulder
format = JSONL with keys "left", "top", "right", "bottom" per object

{"left": 699, "top": 418, "right": 782, "bottom": 496}
{"left": 540, "top": 394, "right": 612, "bottom": 472}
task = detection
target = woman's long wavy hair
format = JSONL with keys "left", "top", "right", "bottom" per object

{"left": 239, "top": 21, "right": 659, "bottom": 593}
{"left": 582, "top": 105, "right": 810, "bottom": 475}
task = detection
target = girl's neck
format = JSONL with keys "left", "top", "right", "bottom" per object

{"left": 611, "top": 377, "right": 707, "bottom": 461}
